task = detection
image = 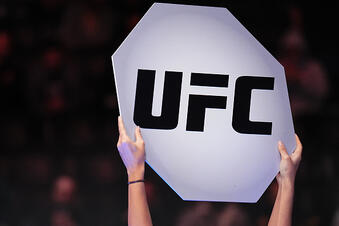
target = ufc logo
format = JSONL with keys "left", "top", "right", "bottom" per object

{"left": 134, "top": 69, "right": 274, "bottom": 135}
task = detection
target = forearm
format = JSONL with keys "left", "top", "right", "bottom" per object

{"left": 268, "top": 182, "right": 281, "bottom": 226}
{"left": 128, "top": 183, "right": 153, "bottom": 226}
{"left": 276, "top": 179, "right": 294, "bottom": 226}
{"left": 127, "top": 169, "right": 153, "bottom": 226}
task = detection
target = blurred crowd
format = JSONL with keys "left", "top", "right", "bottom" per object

{"left": 0, "top": 0, "right": 338, "bottom": 225}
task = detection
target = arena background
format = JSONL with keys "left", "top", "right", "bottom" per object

{"left": 0, "top": 0, "right": 338, "bottom": 225}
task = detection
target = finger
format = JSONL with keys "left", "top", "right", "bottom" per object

{"left": 293, "top": 134, "right": 303, "bottom": 156}
{"left": 278, "top": 141, "right": 289, "bottom": 159}
{"left": 117, "top": 135, "right": 122, "bottom": 147}
{"left": 292, "top": 134, "right": 303, "bottom": 161}
{"left": 118, "top": 116, "right": 128, "bottom": 138}
{"left": 134, "top": 126, "right": 144, "bottom": 144}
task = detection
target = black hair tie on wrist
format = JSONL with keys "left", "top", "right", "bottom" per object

{"left": 128, "top": 179, "right": 145, "bottom": 185}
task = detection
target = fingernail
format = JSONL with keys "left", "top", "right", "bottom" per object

{"left": 278, "top": 141, "right": 283, "bottom": 147}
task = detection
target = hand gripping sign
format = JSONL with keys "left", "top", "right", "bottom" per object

{"left": 112, "top": 3, "right": 295, "bottom": 202}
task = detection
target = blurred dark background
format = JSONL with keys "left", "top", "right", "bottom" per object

{"left": 0, "top": 0, "right": 338, "bottom": 225}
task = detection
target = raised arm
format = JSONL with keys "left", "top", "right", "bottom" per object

{"left": 117, "top": 116, "right": 153, "bottom": 226}
{"left": 268, "top": 135, "right": 302, "bottom": 226}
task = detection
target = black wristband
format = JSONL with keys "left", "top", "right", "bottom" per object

{"left": 128, "top": 179, "right": 145, "bottom": 185}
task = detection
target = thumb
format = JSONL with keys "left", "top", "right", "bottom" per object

{"left": 134, "top": 126, "right": 144, "bottom": 144}
{"left": 278, "top": 141, "right": 289, "bottom": 159}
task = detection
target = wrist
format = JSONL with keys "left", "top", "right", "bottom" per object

{"left": 128, "top": 179, "right": 144, "bottom": 185}
{"left": 127, "top": 165, "right": 145, "bottom": 181}
{"left": 280, "top": 177, "right": 295, "bottom": 191}
{"left": 128, "top": 173, "right": 144, "bottom": 181}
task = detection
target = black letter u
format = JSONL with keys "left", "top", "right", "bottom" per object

{"left": 133, "top": 69, "right": 182, "bottom": 129}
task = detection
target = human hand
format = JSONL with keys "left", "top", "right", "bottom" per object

{"left": 117, "top": 116, "right": 145, "bottom": 181}
{"left": 276, "top": 134, "right": 303, "bottom": 186}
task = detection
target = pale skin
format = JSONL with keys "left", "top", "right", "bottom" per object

{"left": 268, "top": 135, "right": 302, "bottom": 226}
{"left": 117, "top": 116, "right": 152, "bottom": 226}
{"left": 117, "top": 116, "right": 302, "bottom": 226}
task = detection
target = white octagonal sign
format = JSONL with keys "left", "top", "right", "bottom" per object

{"left": 112, "top": 3, "right": 296, "bottom": 202}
